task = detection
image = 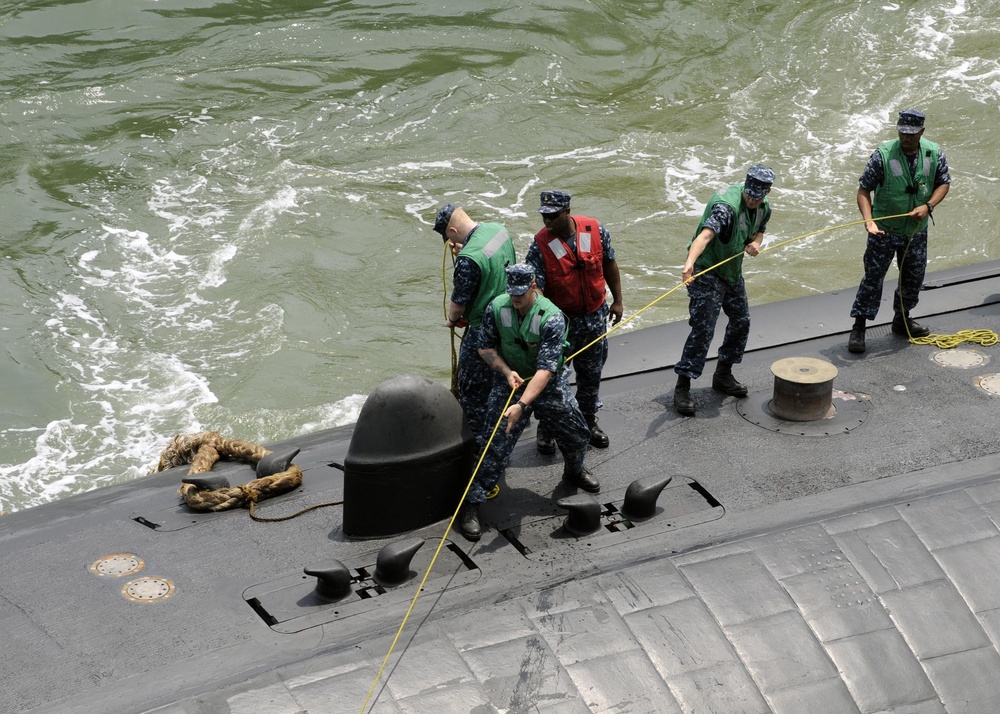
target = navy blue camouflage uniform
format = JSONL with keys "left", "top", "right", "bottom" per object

{"left": 675, "top": 201, "right": 770, "bottom": 380}
{"left": 450, "top": 251, "right": 494, "bottom": 448}
{"left": 466, "top": 302, "right": 589, "bottom": 504}
{"left": 850, "top": 150, "right": 951, "bottom": 321}
{"left": 525, "top": 226, "right": 615, "bottom": 416}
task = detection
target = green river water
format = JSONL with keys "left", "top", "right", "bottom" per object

{"left": 1, "top": 0, "right": 997, "bottom": 511}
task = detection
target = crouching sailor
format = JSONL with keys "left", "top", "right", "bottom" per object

{"left": 458, "top": 264, "right": 598, "bottom": 541}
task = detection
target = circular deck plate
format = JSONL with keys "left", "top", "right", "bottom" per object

{"left": 976, "top": 374, "right": 1000, "bottom": 397}
{"left": 932, "top": 349, "right": 987, "bottom": 369}
{"left": 121, "top": 576, "right": 175, "bottom": 603}
{"left": 89, "top": 553, "right": 144, "bottom": 577}
{"left": 737, "top": 389, "right": 870, "bottom": 436}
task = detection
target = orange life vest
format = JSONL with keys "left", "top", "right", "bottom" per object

{"left": 533, "top": 215, "right": 606, "bottom": 317}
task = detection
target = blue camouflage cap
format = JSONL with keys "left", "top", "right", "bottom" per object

{"left": 896, "top": 109, "right": 925, "bottom": 135}
{"left": 505, "top": 263, "right": 536, "bottom": 296}
{"left": 433, "top": 203, "right": 456, "bottom": 239}
{"left": 743, "top": 164, "right": 775, "bottom": 200}
{"left": 538, "top": 190, "right": 571, "bottom": 214}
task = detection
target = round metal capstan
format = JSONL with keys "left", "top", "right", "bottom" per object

{"left": 769, "top": 357, "right": 838, "bottom": 421}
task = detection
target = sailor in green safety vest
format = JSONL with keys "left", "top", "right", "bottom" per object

{"left": 847, "top": 109, "right": 951, "bottom": 354}
{"left": 455, "top": 264, "right": 597, "bottom": 541}
{"left": 672, "top": 164, "right": 774, "bottom": 417}
{"left": 433, "top": 204, "right": 517, "bottom": 447}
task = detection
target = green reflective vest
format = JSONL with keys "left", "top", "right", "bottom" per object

{"left": 458, "top": 223, "right": 516, "bottom": 327}
{"left": 492, "top": 293, "right": 568, "bottom": 378}
{"left": 690, "top": 184, "right": 768, "bottom": 284}
{"left": 872, "top": 138, "right": 940, "bottom": 235}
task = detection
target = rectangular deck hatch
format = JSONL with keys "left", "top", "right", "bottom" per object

{"left": 243, "top": 541, "right": 480, "bottom": 633}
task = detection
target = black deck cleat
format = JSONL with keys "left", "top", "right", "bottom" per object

{"left": 256, "top": 448, "right": 301, "bottom": 477}
{"left": 373, "top": 538, "right": 424, "bottom": 587}
{"left": 621, "top": 475, "right": 674, "bottom": 521}
{"left": 181, "top": 474, "right": 230, "bottom": 491}
{"left": 304, "top": 560, "right": 353, "bottom": 601}
{"left": 556, "top": 494, "right": 603, "bottom": 537}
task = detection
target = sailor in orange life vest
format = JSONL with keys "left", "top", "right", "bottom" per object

{"left": 524, "top": 190, "right": 623, "bottom": 453}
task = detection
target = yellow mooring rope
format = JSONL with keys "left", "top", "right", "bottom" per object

{"left": 910, "top": 329, "right": 999, "bottom": 348}
{"left": 889, "top": 221, "right": 999, "bottom": 348}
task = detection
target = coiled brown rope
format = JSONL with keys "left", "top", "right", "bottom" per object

{"left": 152, "top": 431, "right": 331, "bottom": 520}
{"left": 178, "top": 468, "right": 304, "bottom": 513}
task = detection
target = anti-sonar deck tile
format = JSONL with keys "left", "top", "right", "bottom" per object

{"left": 623, "top": 597, "right": 740, "bottom": 675}
{"left": 921, "top": 646, "right": 1000, "bottom": 712}
{"left": 458, "top": 633, "right": 578, "bottom": 709}
{"left": 724, "top": 609, "right": 839, "bottom": 693}
{"left": 596, "top": 561, "right": 696, "bottom": 615}
{"left": 880, "top": 579, "right": 991, "bottom": 659}
{"left": 897, "top": 489, "right": 1000, "bottom": 551}
{"left": 823, "top": 628, "right": 936, "bottom": 713}
{"left": 933, "top": 535, "right": 1000, "bottom": 613}
{"left": 564, "top": 649, "right": 681, "bottom": 714}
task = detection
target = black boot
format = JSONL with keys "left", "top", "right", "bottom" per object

{"left": 458, "top": 502, "right": 481, "bottom": 541}
{"left": 535, "top": 423, "right": 556, "bottom": 455}
{"left": 562, "top": 464, "right": 600, "bottom": 493}
{"left": 673, "top": 375, "right": 695, "bottom": 416}
{"left": 712, "top": 363, "right": 748, "bottom": 398}
{"left": 584, "top": 414, "right": 609, "bottom": 448}
{"left": 848, "top": 318, "right": 866, "bottom": 354}
{"left": 892, "top": 314, "right": 930, "bottom": 338}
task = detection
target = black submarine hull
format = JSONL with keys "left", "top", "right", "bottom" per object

{"left": 5, "top": 260, "right": 1000, "bottom": 713}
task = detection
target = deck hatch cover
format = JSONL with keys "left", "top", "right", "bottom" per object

{"left": 243, "top": 541, "right": 480, "bottom": 633}
{"left": 976, "top": 374, "right": 1000, "bottom": 396}
{"left": 932, "top": 348, "right": 987, "bottom": 369}
{"left": 89, "top": 553, "right": 145, "bottom": 577}
{"left": 497, "top": 476, "right": 723, "bottom": 558}
{"left": 121, "top": 576, "right": 175, "bottom": 603}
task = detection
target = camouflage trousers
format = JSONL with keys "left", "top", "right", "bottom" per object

{"left": 455, "top": 325, "right": 494, "bottom": 449}
{"left": 674, "top": 272, "right": 750, "bottom": 380}
{"left": 850, "top": 230, "right": 928, "bottom": 321}
{"left": 564, "top": 303, "right": 610, "bottom": 417}
{"left": 467, "top": 370, "right": 589, "bottom": 504}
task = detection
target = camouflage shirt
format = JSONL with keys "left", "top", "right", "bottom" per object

{"left": 703, "top": 201, "right": 771, "bottom": 245}
{"left": 449, "top": 256, "right": 481, "bottom": 308}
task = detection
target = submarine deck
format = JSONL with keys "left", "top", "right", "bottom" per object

{"left": 4, "top": 260, "right": 1000, "bottom": 713}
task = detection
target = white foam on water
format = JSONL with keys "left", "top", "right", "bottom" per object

{"left": 238, "top": 185, "right": 304, "bottom": 234}
{"left": 0, "top": 345, "right": 221, "bottom": 508}
{"left": 297, "top": 394, "right": 368, "bottom": 432}
{"left": 0, "top": 142, "right": 310, "bottom": 511}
